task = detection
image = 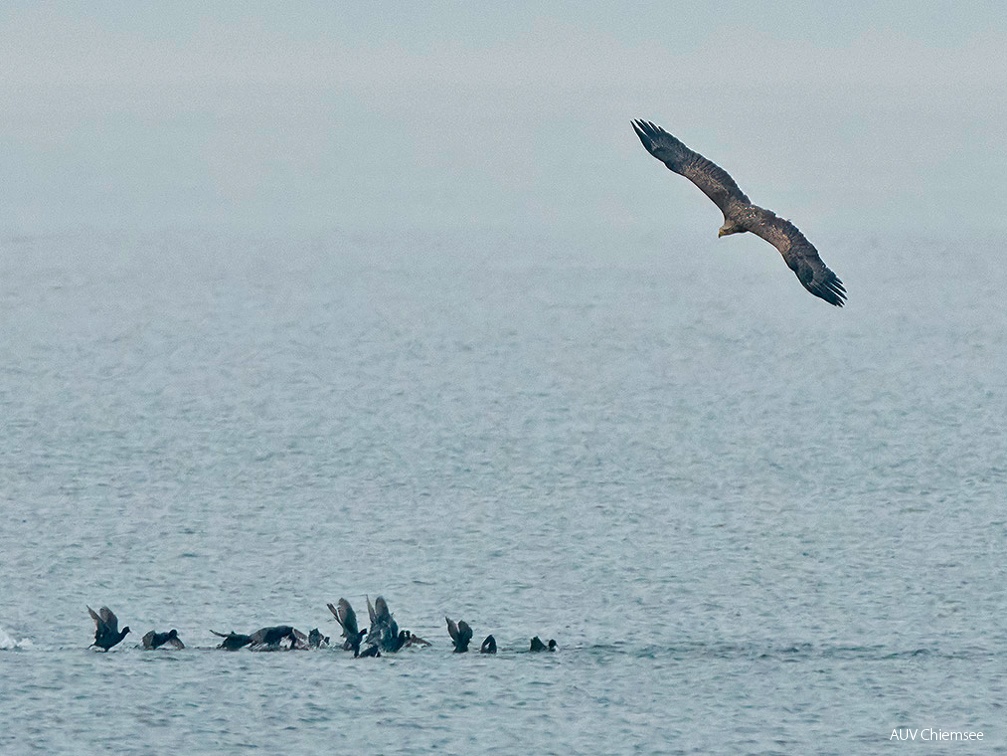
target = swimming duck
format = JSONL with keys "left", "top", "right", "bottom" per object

{"left": 357, "top": 643, "right": 381, "bottom": 658}
{"left": 249, "top": 625, "right": 306, "bottom": 650}
{"left": 87, "top": 606, "right": 130, "bottom": 651}
{"left": 210, "top": 630, "right": 254, "bottom": 650}
{"left": 446, "top": 617, "right": 473, "bottom": 653}
{"left": 141, "top": 629, "right": 185, "bottom": 649}
{"left": 307, "top": 628, "right": 329, "bottom": 648}
{"left": 529, "top": 636, "right": 557, "bottom": 652}
{"left": 480, "top": 634, "right": 497, "bottom": 654}
{"left": 402, "top": 629, "right": 431, "bottom": 648}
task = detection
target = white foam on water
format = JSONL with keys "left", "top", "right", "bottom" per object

{"left": 0, "top": 626, "right": 33, "bottom": 650}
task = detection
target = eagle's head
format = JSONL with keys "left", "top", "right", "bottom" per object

{"left": 718, "top": 220, "right": 745, "bottom": 237}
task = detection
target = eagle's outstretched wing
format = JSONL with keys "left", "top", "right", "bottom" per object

{"left": 632, "top": 120, "right": 749, "bottom": 216}
{"left": 748, "top": 208, "right": 847, "bottom": 306}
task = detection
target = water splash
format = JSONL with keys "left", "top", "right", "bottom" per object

{"left": 0, "top": 625, "right": 33, "bottom": 650}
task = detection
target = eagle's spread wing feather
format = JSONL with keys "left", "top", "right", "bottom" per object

{"left": 747, "top": 208, "right": 847, "bottom": 307}
{"left": 632, "top": 120, "right": 749, "bottom": 216}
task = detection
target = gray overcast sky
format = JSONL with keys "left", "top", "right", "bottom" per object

{"left": 2, "top": 2, "right": 1004, "bottom": 236}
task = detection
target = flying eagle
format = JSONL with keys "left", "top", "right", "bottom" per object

{"left": 632, "top": 120, "right": 846, "bottom": 307}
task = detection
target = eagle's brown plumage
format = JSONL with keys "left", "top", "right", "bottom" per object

{"left": 632, "top": 120, "right": 846, "bottom": 307}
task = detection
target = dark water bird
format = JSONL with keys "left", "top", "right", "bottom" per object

{"left": 357, "top": 643, "right": 381, "bottom": 658}
{"left": 402, "top": 629, "right": 431, "bottom": 648}
{"left": 529, "top": 636, "right": 557, "bottom": 652}
{"left": 382, "top": 629, "right": 431, "bottom": 652}
{"left": 480, "top": 634, "right": 497, "bottom": 654}
{"left": 366, "top": 595, "right": 401, "bottom": 652}
{"left": 141, "top": 629, "right": 185, "bottom": 649}
{"left": 87, "top": 606, "right": 130, "bottom": 651}
{"left": 307, "top": 628, "right": 329, "bottom": 648}
{"left": 632, "top": 120, "right": 847, "bottom": 307}
{"left": 446, "top": 617, "right": 474, "bottom": 653}
{"left": 249, "top": 625, "right": 307, "bottom": 650}
{"left": 327, "top": 599, "right": 367, "bottom": 654}
{"left": 387, "top": 630, "right": 408, "bottom": 653}
{"left": 210, "top": 630, "right": 254, "bottom": 650}
{"left": 391, "top": 628, "right": 428, "bottom": 653}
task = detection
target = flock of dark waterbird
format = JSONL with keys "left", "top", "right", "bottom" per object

{"left": 87, "top": 597, "right": 556, "bottom": 657}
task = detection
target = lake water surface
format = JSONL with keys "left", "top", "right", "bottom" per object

{"left": 1, "top": 229, "right": 1004, "bottom": 754}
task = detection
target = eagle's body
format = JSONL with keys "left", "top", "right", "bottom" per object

{"left": 632, "top": 120, "right": 846, "bottom": 307}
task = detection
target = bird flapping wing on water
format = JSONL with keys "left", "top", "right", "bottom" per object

{"left": 88, "top": 605, "right": 119, "bottom": 634}
{"left": 210, "top": 630, "right": 254, "bottom": 650}
{"left": 87, "top": 605, "right": 130, "bottom": 650}
{"left": 141, "top": 629, "right": 185, "bottom": 649}
{"left": 446, "top": 617, "right": 473, "bottom": 652}
{"left": 328, "top": 598, "right": 359, "bottom": 639}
